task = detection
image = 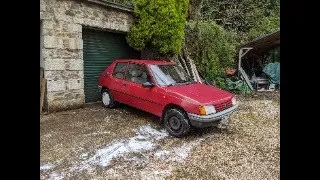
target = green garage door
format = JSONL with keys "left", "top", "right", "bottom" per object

{"left": 83, "top": 28, "right": 140, "bottom": 103}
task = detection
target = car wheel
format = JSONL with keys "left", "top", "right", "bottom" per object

{"left": 101, "top": 89, "right": 116, "bottom": 108}
{"left": 164, "top": 108, "right": 191, "bottom": 137}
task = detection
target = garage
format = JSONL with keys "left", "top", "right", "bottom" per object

{"left": 83, "top": 28, "right": 140, "bottom": 103}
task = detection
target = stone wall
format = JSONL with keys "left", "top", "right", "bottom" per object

{"left": 40, "top": 0, "right": 134, "bottom": 111}
{"left": 40, "top": 21, "right": 44, "bottom": 68}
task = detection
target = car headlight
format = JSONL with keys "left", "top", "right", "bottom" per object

{"left": 199, "top": 105, "right": 216, "bottom": 115}
{"left": 231, "top": 97, "right": 237, "bottom": 105}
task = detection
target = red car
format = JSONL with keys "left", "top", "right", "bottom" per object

{"left": 98, "top": 59, "right": 238, "bottom": 137}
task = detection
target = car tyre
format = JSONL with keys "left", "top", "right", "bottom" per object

{"left": 164, "top": 108, "right": 191, "bottom": 137}
{"left": 101, "top": 89, "right": 116, "bottom": 108}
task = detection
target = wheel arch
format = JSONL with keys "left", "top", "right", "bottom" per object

{"left": 161, "top": 103, "right": 186, "bottom": 121}
{"left": 101, "top": 86, "right": 108, "bottom": 93}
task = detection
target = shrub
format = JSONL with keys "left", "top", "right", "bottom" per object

{"left": 184, "top": 20, "right": 237, "bottom": 81}
{"left": 127, "top": 0, "right": 189, "bottom": 55}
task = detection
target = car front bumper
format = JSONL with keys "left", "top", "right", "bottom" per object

{"left": 187, "top": 104, "right": 239, "bottom": 128}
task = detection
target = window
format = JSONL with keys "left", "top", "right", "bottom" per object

{"left": 126, "top": 63, "right": 150, "bottom": 84}
{"left": 149, "top": 64, "right": 192, "bottom": 86}
{"left": 112, "top": 62, "right": 128, "bottom": 79}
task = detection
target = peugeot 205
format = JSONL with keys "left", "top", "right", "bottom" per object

{"left": 98, "top": 59, "right": 238, "bottom": 137}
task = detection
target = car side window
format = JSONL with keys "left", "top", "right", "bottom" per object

{"left": 112, "top": 62, "right": 128, "bottom": 79}
{"left": 125, "top": 63, "right": 151, "bottom": 84}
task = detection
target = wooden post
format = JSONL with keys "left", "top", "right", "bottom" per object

{"left": 238, "top": 47, "right": 253, "bottom": 77}
{"left": 40, "top": 78, "right": 46, "bottom": 113}
{"left": 237, "top": 47, "right": 253, "bottom": 91}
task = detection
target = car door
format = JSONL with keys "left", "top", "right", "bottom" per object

{"left": 124, "top": 63, "right": 164, "bottom": 116}
{"left": 108, "top": 62, "right": 131, "bottom": 104}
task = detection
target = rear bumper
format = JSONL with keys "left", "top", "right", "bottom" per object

{"left": 187, "top": 104, "right": 239, "bottom": 128}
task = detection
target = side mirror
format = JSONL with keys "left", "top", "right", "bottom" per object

{"left": 142, "top": 81, "right": 154, "bottom": 88}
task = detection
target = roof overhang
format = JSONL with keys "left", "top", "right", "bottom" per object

{"left": 81, "top": 0, "right": 134, "bottom": 13}
{"left": 239, "top": 30, "right": 280, "bottom": 58}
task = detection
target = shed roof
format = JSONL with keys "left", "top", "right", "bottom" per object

{"left": 240, "top": 30, "right": 280, "bottom": 57}
{"left": 115, "top": 59, "right": 175, "bottom": 65}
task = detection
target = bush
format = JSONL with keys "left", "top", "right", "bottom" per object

{"left": 127, "top": 0, "right": 189, "bottom": 54}
{"left": 247, "top": 13, "right": 280, "bottom": 40}
{"left": 225, "top": 78, "right": 251, "bottom": 94}
{"left": 214, "top": 77, "right": 227, "bottom": 90}
{"left": 184, "top": 20, "right": 237, "bottom": 82}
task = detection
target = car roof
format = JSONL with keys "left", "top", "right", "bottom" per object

{"left": 114, "top": 59, "right": 176, "bottom": 65}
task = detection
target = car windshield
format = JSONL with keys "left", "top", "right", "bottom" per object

{"left": 149, "top": 64, "right": 193, "bottom": 86}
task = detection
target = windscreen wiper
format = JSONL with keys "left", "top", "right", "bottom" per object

{"left": 180, "top": 80, "right": 195, "bottom": 85}
{"left": 167, "top": 83, "right": 176, "bottom": 87}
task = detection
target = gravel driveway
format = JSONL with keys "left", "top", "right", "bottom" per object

{"left": 40, "top": 92, "right": 280, "bottom": 180}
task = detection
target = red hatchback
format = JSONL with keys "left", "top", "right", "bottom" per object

{"left": 98, "top": 59, "right": 238, "bottom": 137}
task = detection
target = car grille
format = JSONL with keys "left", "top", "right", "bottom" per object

{"left": 214, "top": 99, "right": 233, "bottom": 112}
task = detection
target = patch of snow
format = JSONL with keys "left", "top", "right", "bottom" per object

{"left": 171, "top": 140, "right": 202, "bottom": 161}
{"left": 40, "top": 163, "right": 54, "bottom": 171}
{"left": 153, "top": 170, "right": 171, "bottom": 175}
{"left": 123, "top": 154, "right": 143, "bottom": 162}
{"left": 41, "top": 125, "right": 214, "bottom": 179}
{"left": 136, "top": 126, "right": 168, "bottom": 141}
{"left": 104, "top": 116, "right": 111, "bottom": 121}
{"left": 92, "top": 141, "right": 130, "bottom": 167}
{"left": 154, "top": 137, "right": 206, "bottom": 162}
{"left": 140, "top": 169, "right": 172, "bottom": 180}
{"left": 86, "top": 125, "right": 167, "bottom": 167}
{"left": 44, "top": 134, "right": 52, "bottom": 138}
{"left": 154, "top": 150, "right": 170, "bottom": 158}
{"left": 85, "top": 131, "right": 111, "bottom": 137}
{"left": 48, "top": 172, "right": 63, "bottom": 180}
{"left": 69, "top": 125, "right": 168, "bottom": 173}
{"left": 80, "top": 153, "right": 88, "bottom": 160}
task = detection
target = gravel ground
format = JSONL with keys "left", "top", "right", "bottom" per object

{"left": 40, "top": 92, "right": 279, "bottom": 180}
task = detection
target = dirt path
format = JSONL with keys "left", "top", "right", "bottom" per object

{"left": 40, "top": 93, "right": 279, "bottom": 179}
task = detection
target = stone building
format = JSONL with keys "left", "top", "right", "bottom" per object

{"left": 40, "top": 0, "right": 140, "bottom": 111}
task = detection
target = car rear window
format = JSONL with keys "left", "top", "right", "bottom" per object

{"left": 112, "top": 62, "right": 128, "bottom": 79}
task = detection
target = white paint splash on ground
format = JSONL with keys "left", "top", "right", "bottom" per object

{"left": 84, "top": 125, "right": 168, "bottom": 167}
{"left": 40, "top": 163, "right": 54, "bottom": 171}
{"left": 154, "top": 137, "right": 206, "bottom": 163}
{"left": 140, "top": 170, "right": 172, "bottom": 180}
{"left": 90, "top": 139, "right": 152, "bottom": 167}
{"left": 43, "top": 133, "right": 52, "bottom": 138}
{"left": 48, "top": 172, "right": 63, "bottom": 180}
{"left": 139, "top": 135, "right": 211, "bottom": 179}
{"left": 52, "top": 125, "right": 169, "bottom": 178}
{"left": 43, "top": 125, "right": 212, "bottom": 179}
{"left": 85, "top": 131, "right": 111, "bottom": 137}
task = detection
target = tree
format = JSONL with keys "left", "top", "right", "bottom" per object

{"left": 199, "top": 0, "right": 279, "bottom": 38}
{"left": 127, "top": 0, "right": 189, "bottom": 55}
{"left": 188, "top": 0, "right": 204, "bottom": 20}
{"left": 247, "top": 13, "right": 280, "bottom": 40}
